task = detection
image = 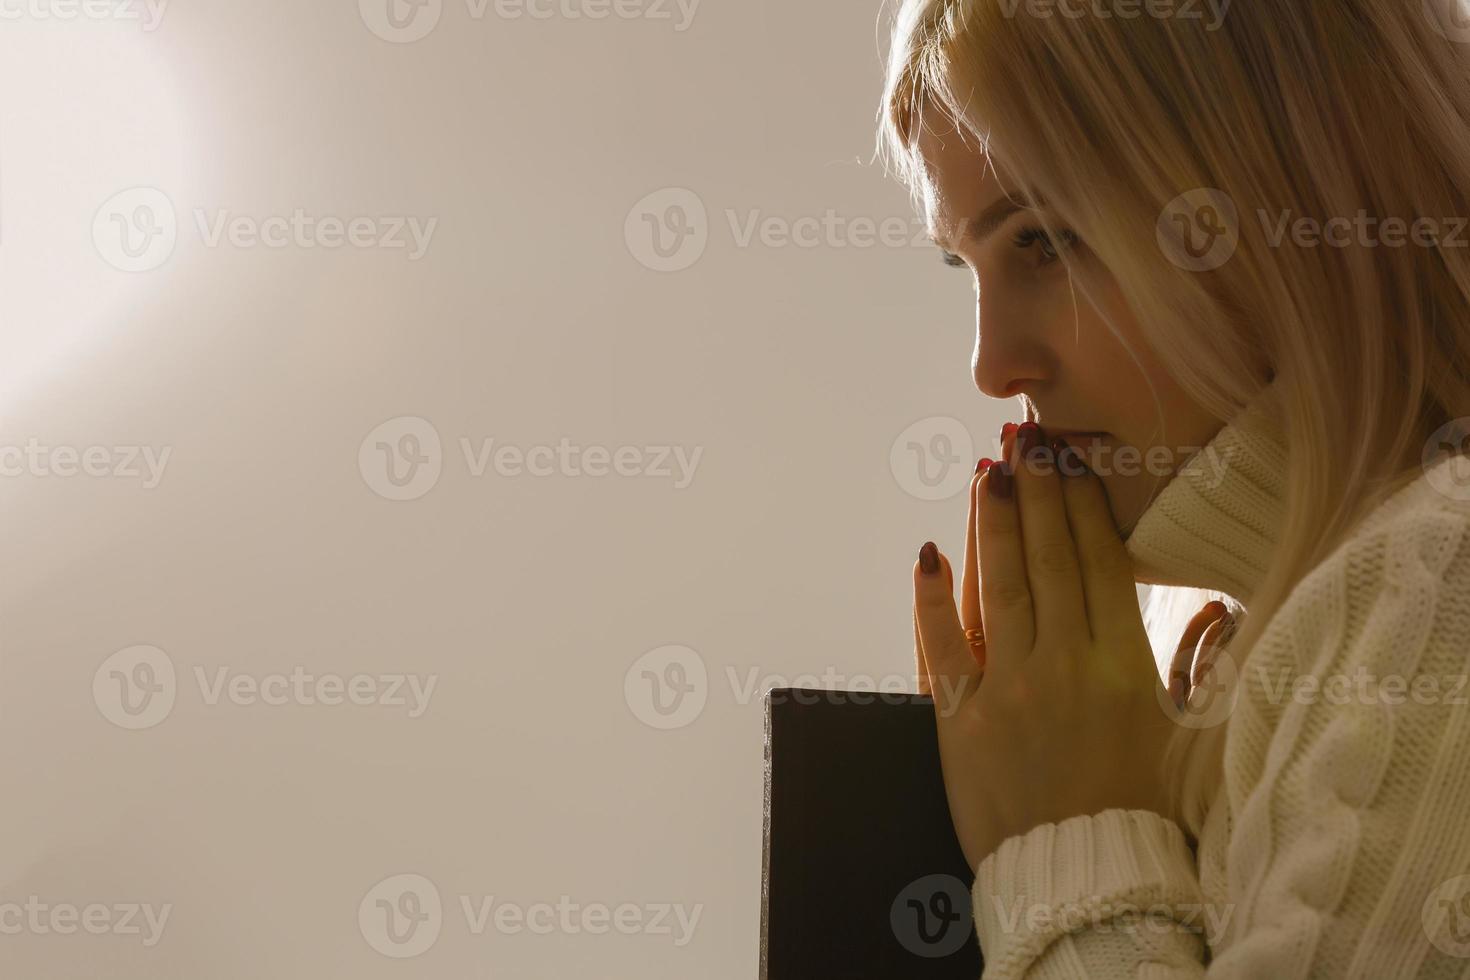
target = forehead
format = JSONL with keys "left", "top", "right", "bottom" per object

{"left": 913, "top": 114, "right": 1012, "bottom": 244}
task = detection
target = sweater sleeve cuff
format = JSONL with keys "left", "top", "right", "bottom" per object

{"left": 971, "top": 808, "right": 1205, "bottom": 976}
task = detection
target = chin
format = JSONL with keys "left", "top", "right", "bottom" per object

{"left": 1097, "top": 472, "right": 1149, "bottom": 537}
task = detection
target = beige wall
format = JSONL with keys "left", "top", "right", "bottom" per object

{"left": 0, "top": 3, "right": 1016, "bottom": 975}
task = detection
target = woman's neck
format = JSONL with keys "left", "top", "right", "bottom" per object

{"left": 1123, "top": 388, "right": 1290, "bottom": 607}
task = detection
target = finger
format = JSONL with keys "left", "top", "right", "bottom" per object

{"left": 914, "top": 542, "right": 981, "bottom": 714}
{"left": 914, "top": 606, "right": 931, "bottom": 696}
{"left": 914, "top": 544, "right": 958, "bottom": 696}
{"left": 1167, "top": 601, "right": 1226, "bottom": 708}
{"left": 1192, "top": 612, "right": 1234, "bottom": 687}
{"left": 977, "top": 460, "right": 1032, "bottom": 665}
{"left": 1055, "top": 440, "right": 1148, "bottom": 648}
{"left": 966, "top": 461, "right": 995, "bottom": 675}
{"left": 961, "top": 459, "right": 990, "bottom": 637}
{"left": 1011, "top": 424, "right": 1088, "bottom": 647}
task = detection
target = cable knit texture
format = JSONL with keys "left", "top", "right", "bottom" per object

{"left": 970, "top": 386, "right": 1470, "bottom": 978}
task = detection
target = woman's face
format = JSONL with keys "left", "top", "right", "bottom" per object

{"left": 913, "top": 114, "right": 1223, "bottom": 532}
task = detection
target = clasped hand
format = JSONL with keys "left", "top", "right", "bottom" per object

{"left": 911, "top": 423, "right": 1181, "bottom": 872}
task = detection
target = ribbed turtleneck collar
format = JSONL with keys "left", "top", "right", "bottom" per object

{"left": 1123, "top": 386, "right": 1289, "bottom": 607}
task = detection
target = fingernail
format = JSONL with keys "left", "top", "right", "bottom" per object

{"left": 1016, "top": 421, "right": 1042, "bottom": 456}
{"left": 975, "top": 457, "right": 994, "bottom": 475}
{"left": 1000, "top": 423, "right": 1020, "bottom": 465}
{"left": 987, "top": 461, "right": 1014, "bottom": 499}
{"left": 919, "top": 541, "right": 940, "bottom": 574}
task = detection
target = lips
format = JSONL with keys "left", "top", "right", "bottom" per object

{"left": 1001, "top": 426, "right": 1109, "bottom": 466}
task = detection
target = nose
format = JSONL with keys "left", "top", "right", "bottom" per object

{"left": 970, "top": 292, "right": 1052, "bottom": 401}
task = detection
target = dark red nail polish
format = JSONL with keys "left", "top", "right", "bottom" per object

{"left": 1016, "top": 421, "right": 1042, "bottom": 456}
{"left": 1001, "top": 422, "right": 1018, "bottom": 442}
{"left": 988, "top": 461, "right": 1014, "bottom": 499}
{"left": 975, "top": 457, "right": 994, "bottom": 475}
{"left": 918, "top": 541, "right": 940, "bottom": 574}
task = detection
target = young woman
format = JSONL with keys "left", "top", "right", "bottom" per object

{"left": 881, "top": 1, "right": 1470, "bottom": 975}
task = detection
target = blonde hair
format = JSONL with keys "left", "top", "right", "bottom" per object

{"left": 876, "top": 0, "right": 1470, "bottom": 835}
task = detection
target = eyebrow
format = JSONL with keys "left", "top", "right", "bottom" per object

{"left": 926, "top": 196, "right": 1044, "bottom": 252}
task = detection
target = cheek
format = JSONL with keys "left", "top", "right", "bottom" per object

{"left": 1054, "top": 304, "right": 1150, "bottom": 396}
{"left": 1060, "top": 288, "right": 1163, "bottom": 409}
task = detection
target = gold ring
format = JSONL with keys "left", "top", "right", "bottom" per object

{"left": 964, "top": 627, "right": 985, "bottom": 646}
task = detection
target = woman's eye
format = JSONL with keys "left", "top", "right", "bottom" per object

{"left": 940, "top": 249, "right": 967, "bottom": 269}
{"left": 1012, "top": 226, "right": 1079, "bottom": 265}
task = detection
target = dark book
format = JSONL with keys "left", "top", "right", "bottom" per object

{"left": 759, "top": 688, "right": 984, "bottom": 979}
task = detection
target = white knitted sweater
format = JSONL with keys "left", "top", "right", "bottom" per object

{"left": 971, "top": 390, "right": 1470, "bottom": 978}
